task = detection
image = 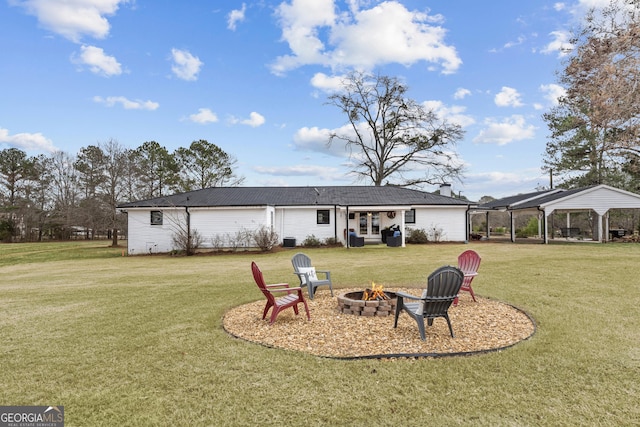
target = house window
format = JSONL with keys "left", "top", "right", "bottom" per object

{"left": 317, "top": 209, "right": 330, "bottom": 225}
{"left": 150, "top": 210, "right": 163, "bottom": 225}
{"left": 405, "top": 209, "right": 416, "bottom": 224}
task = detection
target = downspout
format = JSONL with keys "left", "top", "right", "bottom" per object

{"left": 334, "top": 205, "right": 338, "bottom": 241}
{"left": 465, "top": 205, "right": 472, "bottom": 243}
{"left": 346, "top": 206, "right": 350, "bottom": 248}
{"left": 185, "top": 206, "right": 191, "bottom": 254}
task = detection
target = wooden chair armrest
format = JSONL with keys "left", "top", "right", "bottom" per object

{"left": 266, "top": 283, "right": 290, "bottom": 288}
{"left": 267, "top": 286, "right": 302, "bottom": 294}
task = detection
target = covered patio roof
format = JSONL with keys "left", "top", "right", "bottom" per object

{"left": 473, "top": 184, "right": 640, "bottom": 243}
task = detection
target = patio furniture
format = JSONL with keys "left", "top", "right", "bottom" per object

{"left": 291, "top": 253, "right": 334, "bottom": 299}
{"left": 387, "top": 233, "right": 402, "bottom": 247}
{"left": 393, "top": 265, "right": 464, "bottom": 340}
{"left": 251, "top": 262, "right": 310, "bottom": 324}
{"left": 454, "top": 249, "right": 481, "bottom": 305}
{"left": 349, "top": 234, "right": 365, "bottom": 247}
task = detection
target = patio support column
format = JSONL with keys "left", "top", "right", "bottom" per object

{"left": 537, "top": 212, "right": 543, "bottom": 238}
{"left": 596, "top": 212, "right": 603, "bottom": 242}
{"left": 486, "top": 211, "right": 491, "bottom": 238}
{"left": 510, "top": 211, "right": 515, "bottom": 242}
{"left": 541, "top": 208, "right": 549, "bottom": 244}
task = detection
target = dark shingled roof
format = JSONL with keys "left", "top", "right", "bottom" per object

{"left": 478, "top": 186, "right": 598, "bottom": 211}
{"left": 512, "top": 186, "right": 595, "bottom": 210}
{"left": 118, "top": 186, "right": 471, "bottom": 208}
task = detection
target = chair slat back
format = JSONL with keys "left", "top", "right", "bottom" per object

{"left": 291, "top": 253, "right": 312, "bottom": 272}
{"left": 421, "top": 266, "right": 464, "bottom": 315}
{"left": 251, "top": 262, "right": 275, "bottom": 304}
{"left": 458, "top": 250, "right": 481, "bottom": 275}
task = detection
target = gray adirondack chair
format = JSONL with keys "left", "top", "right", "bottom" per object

{"left": 393, "top": 265, "right": 464, "bottom": 340}
{"left": 291, "top": 253, "right": 333, "bottom": 299}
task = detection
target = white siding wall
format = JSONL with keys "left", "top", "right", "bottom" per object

{"left": 190, "top": 207, "right": 269, "bottom": 248}
{"left": 410, "top": 206, "right": 467, "bottom": 242}
{"left": 126, "top": 208, "right": 185, "bottom": 254}
{"left": 276, "top": 206, "right": 338, "bottom": 245}
{"left": 125, "top": 204, "right": 468, "bottom": 253}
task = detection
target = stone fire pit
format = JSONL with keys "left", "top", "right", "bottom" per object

{"left": 337, "top": 290, "right": 397, "bottom": 316}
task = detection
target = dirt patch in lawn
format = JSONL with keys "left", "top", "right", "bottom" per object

{"left": 223, "top": 289, "right": 536, "bottom": 359}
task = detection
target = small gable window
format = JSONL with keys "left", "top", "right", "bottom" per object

{"left": 150, "top": 210, "right": 163, "bottom": 225}
{"left": 317, "top": 209, "right": 330, "bottom": 225}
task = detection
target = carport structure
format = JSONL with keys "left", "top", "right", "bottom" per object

{"left": 473, "top": 184, "right": 640, "bottom": 243}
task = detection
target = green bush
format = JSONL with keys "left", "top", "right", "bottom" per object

{"left": 0, "top": 219, "right": 13, "bottom": 242}
{"left": 516, "top": 217, "right": 539, "bottom": 238}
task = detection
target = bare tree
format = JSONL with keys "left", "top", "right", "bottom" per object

{"left": 49, "top": 151, "right": 80, "bottom": 239}
{"left": 100, "top": 139, "right": 128, "bottom": 246}
{"left": 327, "top": 71, "right": 464, "bottom": 187}
{"left": 543, "top": 0, "right": 640, "bottom": 188}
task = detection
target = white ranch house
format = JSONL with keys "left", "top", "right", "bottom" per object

{"left": 117, "top": 185, "right": 471, "bottom": 254}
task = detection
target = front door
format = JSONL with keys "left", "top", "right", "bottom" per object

{"left": 358, "top": 212, "right": 381, "bottom": 238}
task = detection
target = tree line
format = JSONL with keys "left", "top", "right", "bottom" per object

{"left": 3, "top": 1, "right": 638, "bottom": 244}
{"left": 0, "top": 139, "right": 243, "bottom": 243}
{"left": 543, "top": 0, "right": 640, "bottom": 192}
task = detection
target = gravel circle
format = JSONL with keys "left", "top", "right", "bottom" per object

{"left": 223, "top": 288, "right": 536, "bottom": 359}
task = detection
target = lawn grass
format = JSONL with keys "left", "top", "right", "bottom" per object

{"left": 1, "top": 241, "right": 639, "bottom": 426}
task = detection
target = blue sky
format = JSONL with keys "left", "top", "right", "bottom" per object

{"left": 0, "top": 0, "right": 611, "bottom": 201}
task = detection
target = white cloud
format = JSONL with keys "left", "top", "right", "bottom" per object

{"left": 423, "top": 100, "right": 475, "bottom": 128}
{"left": 72, "top": 45, "right": 122, "bottom": 76}
{"left": 170, "top": 48, "right": 203, "bottom": 81}
{"left": 0, "top": 127, "right": 57, "bottom": 152}
{"left": 229, "top": 112, "right": 266, "bottom": 127}
{"left": 503, "top": 35, "right": 525, "bottom": 49}
{"left": 271, "top": 0, "right": 461, "bottom": 75}
{"left": 453, "top": 87, "right": 471, "bottom": 100}
{"left": 553, "top": 2, "right": 566, "bottom": 11}
{"left": 310, "top": 72, "right": 345, "bottom": 92}
{"left": 473, "top": 115, "right": 537, "bottom": 145}
{"left": 253, "top": 164, "right": 341, "bottom": 180}
{"left": 541, "top": 30, "right": 573, "bottom": 57}
{"left": 292, "top": 125, "right": 350, "bottom": 158}
{"left": 293, "top": 126, "right": 332, "bottom": 149}
{"left": 188, "top": 108, "right": 218, "bottom": 124}
{"left": 11, "top": 0, "right": 128, "bottom": 42}
{"left": 227, "top": 3, "right": 247, "bottom": 30}
{"left": 462, "top": 168, "right": 545, "bottom": 200}
{"left": 539, "top": 83, "right": 566, "bottom": 106}
{"left": 495, "top": 86, "right": 524, "bottom": 107}
{"left": 93, "top": 96, "right": 159, "bottom": 110}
